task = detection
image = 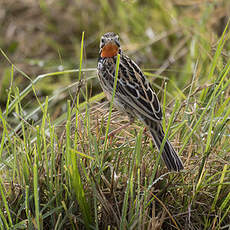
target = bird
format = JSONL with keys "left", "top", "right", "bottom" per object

{"left": 97, "top": 32, "right": 183, "bottom": 172}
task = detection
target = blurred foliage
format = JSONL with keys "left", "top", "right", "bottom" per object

{"left": 0, "top": 0, "right": 229, "bottom": 107}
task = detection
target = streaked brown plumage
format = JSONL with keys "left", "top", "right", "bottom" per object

{"left": 97, "top": 32, "right": 183, "bottom": 171}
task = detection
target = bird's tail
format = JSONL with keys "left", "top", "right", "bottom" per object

{"left": 149, "top": 123, "right": 183, "bottom": 171}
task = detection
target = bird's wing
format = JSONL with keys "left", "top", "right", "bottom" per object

{"left": 116, "top": 54, "right": 162, "bottom": 121}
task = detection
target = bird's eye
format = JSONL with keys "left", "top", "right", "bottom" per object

{"left": 101, "top": 38, "right": 105, "bottom": 43}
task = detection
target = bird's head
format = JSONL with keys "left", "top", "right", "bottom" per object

{"left": 99, "top": 32, "right": 121, "bottom": 58}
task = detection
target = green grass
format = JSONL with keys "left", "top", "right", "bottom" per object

{"left": 0, "top": 1, "right": 230, "bottom": 229}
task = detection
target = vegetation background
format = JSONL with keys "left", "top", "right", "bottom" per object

{"left": 0, "top": 0, "right": 229, "bottom": 229}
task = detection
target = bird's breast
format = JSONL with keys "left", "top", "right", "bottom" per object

{"left": 97, "top": 57, "right": 116, "bottom": 74}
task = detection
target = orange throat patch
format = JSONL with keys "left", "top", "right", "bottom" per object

{"left": 101, "top": 43, "right": 119, "bottom": 58}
